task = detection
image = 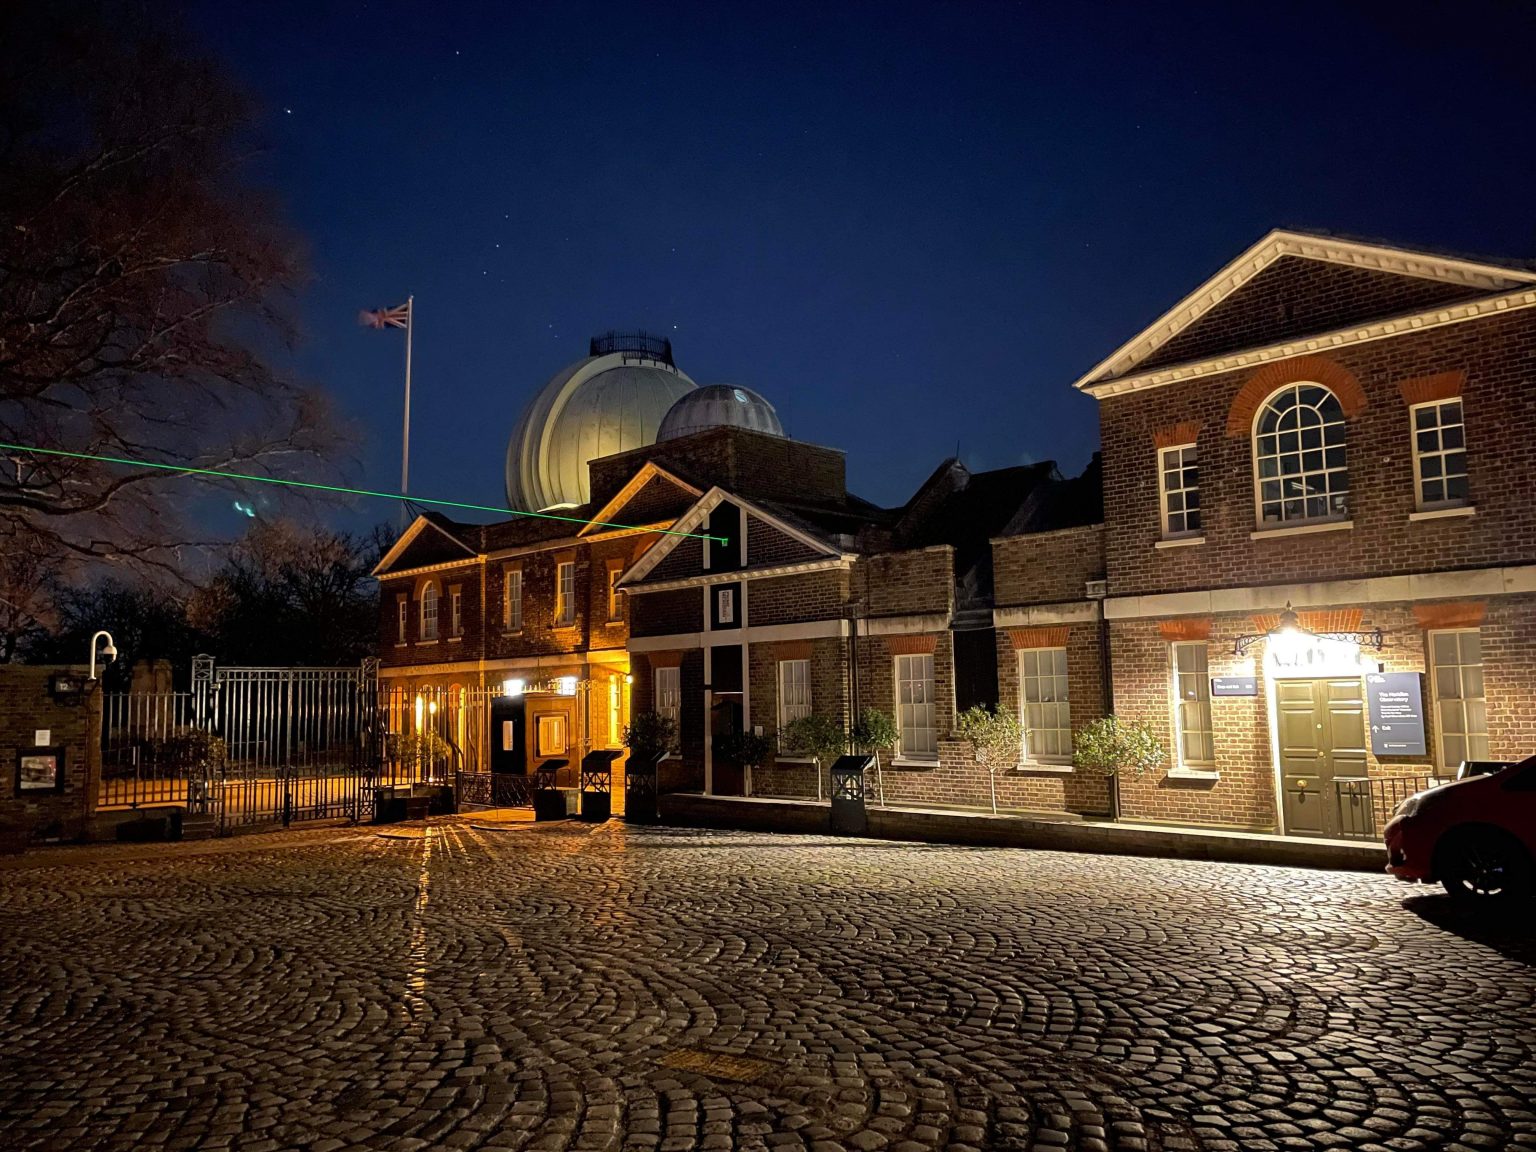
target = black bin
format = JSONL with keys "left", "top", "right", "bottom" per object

{"left": 533, "top": 759, "right": 569, "bottom": 821}
{"left": 829, "top": 754, "right": 874, "bottom": 836}
{"left": 580, "top": 749, "right": 621, "bottom": 823}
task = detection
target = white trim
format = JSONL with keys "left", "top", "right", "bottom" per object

{"left": 578, "top": 462, "right": 701, "bottom": 537}
{"left": 993, "top": 601, "right": 1100, "bottom": 629}
{"left": 1154, "top": 535, "right": 1206, "bottom": 550}
{"left": 1014, "top": 761, "right": 1074, "bottom": 774}
{"left": 1082, "top": 287, "right": 1536, "bottom": 399}
{"left": 1156, "top": 441, "right": 1201, "bottom": 539}
{"left": 1250, "top": 519, "right": 1353, "bottom": 541}
{"left": 1250, "top": 382, "right": 1351, "bottom": 530}
{"left": 372, "top": 516, "right": 477, "bottom": 577}
{"left": 1166, "top": 767, "right": 1221, "bottom": 781}
{"left": 1169, "top": 640, "right": 1216, "bottom": 772}
{"left": 1017, "top": 646, "right": 1072, "bottom": 765}
{"left": 628, "top": 618, "right": 850, "bottom": 653}
{"left": 1074, "top": 229, "right": 1536, "bottom": 394}
{"left": 890, "top": 755, "right": 939, "bottom": 769}
{"left": 1102, "top": 563, "right": 1536, "bottom": 621}
{"left": 1408, "top": 506, "right": 1476, "bottom": 522}
{"left": 377, "top": 555, "right": 484, "bottom": 582}
{"left": 624, "top": 556, "right": 852, "bottom": 594}
{"left": 864, "top": 613, "right": 952, "bottom": 636}
{"left": 1427, "top": 627, "right": 1489, "bottom": 773}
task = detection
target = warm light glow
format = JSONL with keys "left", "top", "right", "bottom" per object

{"left": 502, "top": 678, "right": 525, "bottom": 698}
{"left": 624, "top": 674, "right": 634, "bottom": 685}
{"left": 556, "top": 675, "right": 578, "bottom": 697}
{"left": 428, "top": 699, "right": 438, "bottom": 715}
{"left": 414, "top": 694, "right": 424, "bottom": 729}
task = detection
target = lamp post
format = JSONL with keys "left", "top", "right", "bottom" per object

{"left": 88, "top": 630, "right": 117, "bottom": 681}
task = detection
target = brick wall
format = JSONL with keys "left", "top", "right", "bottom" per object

{"left": 630, "top": 588, "right": 703, "bottom": 638}
{"left": 588, "top": 426, "right": 848, "bottom": 507}
{"left": 747, "top": 517, "right": 826, "bottom": 567}
{"left": 1101, "top": 309, "right": 1536, "bottom": 598}
{"left": 378, "top": 559, "right": 485, "bottom": 668}
{"left": 860, "top": 547, "right": 952, "bottom": 618}
{"left": 994, "top": 525, "right": 1105, "bottom": 607}
{"left": 0, "top": 667, "right": 99, "bottom": 846}
{"left": 746, "top": 570, "right": 850, "bottom": 626}
{"left": 745, "top": 637, "right": 848, "bottom": 799}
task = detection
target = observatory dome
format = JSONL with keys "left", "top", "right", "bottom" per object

{"left": 505, "top": 332, "right": 696, "bottom": 511}
{"left": 656, "top": 384, "right": 784, "bottom": 442}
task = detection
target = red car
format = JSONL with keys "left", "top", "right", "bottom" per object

{"left": 1384, "top": 757, "right": 1536, "bottom": 901}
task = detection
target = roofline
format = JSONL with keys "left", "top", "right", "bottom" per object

{"left": 371, "top": 515, "right": 477, "bottom": 577}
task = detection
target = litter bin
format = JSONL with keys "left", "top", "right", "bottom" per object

{"left": 533, "top": 759, "right": 569, "bottom": 821}
{"left": 625, "top": 751, "right": 665, "bottom": 825}
{"left": 829, "top": 754, "right": 874, "bottom": 836}
{"left": 579, "top": 750, "right": 620, "bottom": 823}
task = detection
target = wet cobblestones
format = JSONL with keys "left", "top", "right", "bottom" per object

{"left": 1, "top": 821, "right": 1533, "bottom": 1151}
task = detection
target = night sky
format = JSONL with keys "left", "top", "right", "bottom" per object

{"left": 186, "top": 0, "right": 1536, "bottom": 526}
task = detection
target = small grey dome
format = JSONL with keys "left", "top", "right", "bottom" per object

{"left": 657, "top": 384, "right": 784, "bottom": 442}
{"left": 506, "top": 336, "right": 696, "bottom": 511}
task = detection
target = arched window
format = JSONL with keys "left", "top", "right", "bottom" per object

{"left": 1254, "top": 383, "right": 1349, "bottom": 525}
{"left": 420, "top": 582, "right": 439, "bottom": 640}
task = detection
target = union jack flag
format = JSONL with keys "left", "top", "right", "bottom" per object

{"left": 359, "top": 303, "right": 410, "bottom": 329}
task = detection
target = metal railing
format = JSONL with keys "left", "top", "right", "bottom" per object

{"left": 457, "top": 771, "right": 538, "bottom": 808}
{"left": 1333, "top": 775, "right": 1448, "bottom": 841}
{"left": 99, "top": 691, "right": 198, "bottom": 809}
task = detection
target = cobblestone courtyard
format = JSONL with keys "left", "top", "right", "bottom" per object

{"left": 2, "top": 822, "right": 1534, "bottom": 1152}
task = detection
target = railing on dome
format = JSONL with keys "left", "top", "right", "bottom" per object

{"left": 589, "top": 330, "right": 674, "bottom": 365}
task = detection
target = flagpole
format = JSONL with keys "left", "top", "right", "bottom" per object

{"left": 400, "top": 295, "right": 413, "bottom": 529}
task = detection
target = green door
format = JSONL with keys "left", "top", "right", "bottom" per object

{"left": 1277, "top": 677, "right": 1366, "bottom": 837}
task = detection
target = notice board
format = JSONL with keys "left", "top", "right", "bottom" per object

{"left": 1365, "top": 671, "right": 1426, "bottom": 756}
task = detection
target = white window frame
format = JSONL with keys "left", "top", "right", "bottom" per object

{"left": 1169, "top": 642, "right": 1215, "bottom": 771}
{"left": 607, "top": 565, "right": 624, "bottom": 621}
{"left": 555, "top": 561, "right": 575, "bottom": 626}
{"left": 1410, "top": 399, "right": 1469, "bottom": 511}
{"left": 894, "top": 652, "right": 937, "bottom": 763}
{"left": 419, "top": 582, "right": 439, "bottom": 641}
{"left": 536, "top": 713, "right": 568, "bottom": 756}
{"left": 503, "top": 567, "right": 523, "bottom": 632}
{"left": 654, "top": 665, "right": 681, "bottom": 756}
{"left": 1157, "top": 443, "right": 1201, "bottom": 538}
{"left": 1018, "top": 647, "right": 1071, "bottom": 764}
{"left": 449, "top": 587, "right": 463, "bottom": 637}
{"left": 396, "top": 597, "right": 408, "bottom": 644}
{"left": 777, "top": 659, "right": 813, "bottom": 752}
{"left": 1428, "top": 628, "right": 1488, "bottom": 772}
{"left": 1252, "top": 382, "right": 1350, "bottom": 527}
{"left": 606, "top": 676, "right": 623, "bottom": 748}
{"left": 716, "top": 586, "right": 735, "bottom": 624}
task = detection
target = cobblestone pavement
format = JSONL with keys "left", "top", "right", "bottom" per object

{"left": 2, "top": 822, "right": 1534, "bottom": 1152}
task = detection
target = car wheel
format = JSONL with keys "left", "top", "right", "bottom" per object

{"left": 1437, "top": 827, "right": 1534, "bottom": 903}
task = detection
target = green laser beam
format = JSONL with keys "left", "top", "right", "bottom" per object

{"left": 0, "top": 442, "right": 726, "bottom": 543}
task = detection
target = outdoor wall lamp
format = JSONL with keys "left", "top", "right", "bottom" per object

{"left": 1232, "top": 601, "right": 1384, "bottom": 657}
{"left": 88, "top": 630, "right": 117, "bottom": 680}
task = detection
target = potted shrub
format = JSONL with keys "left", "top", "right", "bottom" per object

{"left": 781, "top": 714, "right": 848, "bottom": 802}
{"left": 1072, "top": 715, "right": 1167, "bottom": 820}
{"left": 713, "top": 729, "right": 775, "bottom": 796}
{"left": 623, "top": 710, "right": 676, "bottom": 763}
{"left": 851, "top": 707, "right": 897, "bottom": 806}
{"left": 955, "top": 705, "right": 1023, "bottom": 815}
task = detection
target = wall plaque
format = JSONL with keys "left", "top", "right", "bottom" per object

{"left": 1211, "top": 676, "right": 1258, "bottom": 697}
{"left": 1366, "top": 671, "right": 1426, "bottom": 756}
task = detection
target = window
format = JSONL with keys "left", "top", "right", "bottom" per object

{"left": 777, "top": 659, "right": 812, "bottom": 734}
{"left": 536, "top": 713, "right": 568, "bottom": 757}
{"left": 1430, "top": 630, "right": 1488, "bottom": 770}
{"left": 895, "top": 653, "right": 937, "bottom": 760}
{"left": 419, "top": 582, "right": 439, "bottom": 641}
{"left": 1019, "top": 647, "right": 1071, "bottom": 762}
{"left": 1171, "top": 642, "right": 1214, "bottom": 767}
{"left": 1254, "top": 384, "right": 1349, "bottom": 525}
{"left": 607, "top": 565, "right": 624, "bottom": 621}
{"left": 504, "top": 568, "right": 522, "bottom": 631}
{"left": 607, "top": 677, "right": 623, "bottom": 748}
{"left": 654, "top": 666, "right": 681, "bottom": 753}
{"left": 1412, "top": 400, "right": 1468, "bottom": 509}
{"left": 1159, "top": 444, "right": 1201, "bottom": 537}
{"left": 716, "top": 587, "right": 735, "bottom": 624}
{"left": 555, "top": 561, "right": 575, "bottom": 626}
{"left": 396, "top": 596, "right": 408, "bottom": 644}
{"left": 449, "top": 587, "right": 463, "bottom": 637}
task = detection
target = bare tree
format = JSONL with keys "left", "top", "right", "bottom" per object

{"left": 0, "top": 4, "right": 340, "bottom": 578}
{"left": 0, "top": 543, "right": 57, "bottom": 663}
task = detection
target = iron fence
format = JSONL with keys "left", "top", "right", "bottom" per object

{"left": 99, "top": 691, "right": 198, "bottom": 809}
{"left": 1333, "top": 775, "right": 1448, "bottom": 841}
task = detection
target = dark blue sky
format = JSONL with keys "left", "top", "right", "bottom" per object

{"left": 187, "top": 0, "right": 1535, "bottom": 524}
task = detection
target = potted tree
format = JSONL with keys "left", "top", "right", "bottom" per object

{"left": 623, "top": 711, "right": 676, "bottom": 823}
{"left": 851, "top": 708, "right": 898, "bottom": 806}
{"left": 713, "top": 729, "right": 775, "bottom": 797}
{"left": 781, "top": 714, "right": 848, "bottom": 802}
{"left": 955, "top": 705, "right": 1023, "bottom": 815}
{"left": 1072, "top": 715, "right": 1167, "bottom": 821}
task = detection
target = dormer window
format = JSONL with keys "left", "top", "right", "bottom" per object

{"left": 1254, "top": 383, "right": 1349, "bottom": 525}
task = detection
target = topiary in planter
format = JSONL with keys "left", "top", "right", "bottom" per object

{"left": 955, "top": 705, "right": 1023, "bottom": 814}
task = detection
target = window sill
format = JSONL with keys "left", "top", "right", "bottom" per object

{"left": 417, "top": 639, "right": 439, "bottom": 647}
{"left": 448, "top": 636, "right": 463, "bottom": 643}
{"left": 1016, "top": 761, "right": 1074, "bottom": 774}
{"left": 1167, "top": 767, "right": 1220, "bottom": 781}
{"left": 891, "top": 755, "right": 939, "bottom": 769}
{"left": 552, "top": 622, "right": 579, "bottom": 632}
{"left": 394, "top": 642, "right": 407, "bottom": 648}
{"left": 1155, "top": 535, "right": 1205, "bottom": 550}
{"left": 1250, "top": 519, "right": 1353, "bottom": 541}
{"left": 501, "top": 630, "right": 524, "bottom": 638}
{"left": 774, "top": 756, "right": 817, "bottom": 765}
{"left": 1408, "top": 505, "right": 1475, "bottom": 522}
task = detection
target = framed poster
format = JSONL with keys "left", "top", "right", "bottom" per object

{"left": 536, "top": 714, "right": 568, "bottom": 757}
{"left": 16, "top": 747, "right": 65, "bottom": 795}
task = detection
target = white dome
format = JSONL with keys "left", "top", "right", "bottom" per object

{"left": 657, "top": 384, "right": 784, "bottom": 442}
{"left": 506, "top": 335, "right": 696, "bottom": 511}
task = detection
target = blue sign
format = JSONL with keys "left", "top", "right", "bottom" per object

{"left": 1366, "top": 672, "right": 1426, "bottom": 756}
{"left": 1211, "top": 676, "right": 1258, "bottom": 697}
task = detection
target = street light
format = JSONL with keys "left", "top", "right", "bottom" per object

{"left": 88, "top": 630, "right": 117, "bottom": 681}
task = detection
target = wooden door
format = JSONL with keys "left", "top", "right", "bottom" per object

{"left": 1277, "top": 677, "right": 1366, "bottom": 837}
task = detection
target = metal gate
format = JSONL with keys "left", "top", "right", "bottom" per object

{"left": 190, "top": 656, "right": 380, "bottom": 831}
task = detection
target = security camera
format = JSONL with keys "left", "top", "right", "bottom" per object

{"left": 102, "top": 641, "right": 117, "bottom": 662}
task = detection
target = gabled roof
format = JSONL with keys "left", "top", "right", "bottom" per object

{"left": 1074, "top": 229, "right": 1536, "bottom": 396}
{"left": 577, "top": 461, "right": 701, "bottom": 537}
{"left": 372, "top": 512, "right": 478, "bottom": 577}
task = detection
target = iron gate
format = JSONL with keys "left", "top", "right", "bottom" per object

{"left": 190, "top": 656, "right": 381, "bottom": 831}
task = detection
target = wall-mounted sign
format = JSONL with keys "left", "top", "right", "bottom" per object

{"left": 16, "top": 748, "right": 64, "bottom": 795}
{"left": 1366, "top": 672, "right": 1426, "bottom": 756}
{"left": 1211, "top": 676, "right": 1258, "bottom": 697}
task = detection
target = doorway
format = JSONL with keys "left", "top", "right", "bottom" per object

{"left": 1275, "top": 677, "right": 1367, "bottom": 837}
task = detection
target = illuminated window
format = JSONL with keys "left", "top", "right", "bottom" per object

{"left": 504, "top": 567, "right": 522, "bottom": 631}
{"left": 1019, "top": 647, "right": 1070, "bottom": 762}
{"left": 1430, "top": 630, "right": 1488, "bottom": 770}
{"left": 1254, "top": 384, "right": 1349, "bottom": 525}
{"left": 895, "top": 653, "right": 937, "bottom": 760}
{"left": 536, "top": 713, "right": 568, "bottom": 756}
{"left": 654, "top": 666, "right": 681, "bottom": 753}
{"left": 1158, "top": 444, "right": 1200, "bottom": 537}
{"left": 1412, "top": 400, "right": 1468, "bottom": 509}
{"left": 396, "top": 596, "right": 408, "bottom": 644}
{"left": 777, "top": 659, "right": 812, "bottom": 743}
{"left": 607, "top": 677, "right": 623, "bottom": 748}
{"left": 1171, "top": 642, "right": 1213, "bottom": 766}
{"left": 607, "top": 564, "right": 624, "bottom": 621}
{"left": 449, "top": 587, "right": 463, "bottom": 637}
{"left": 419, "top": 582, "right": 439, "bottom": 641}
{"left": 555, "top": 561, "right": 575, "bottom": 626}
